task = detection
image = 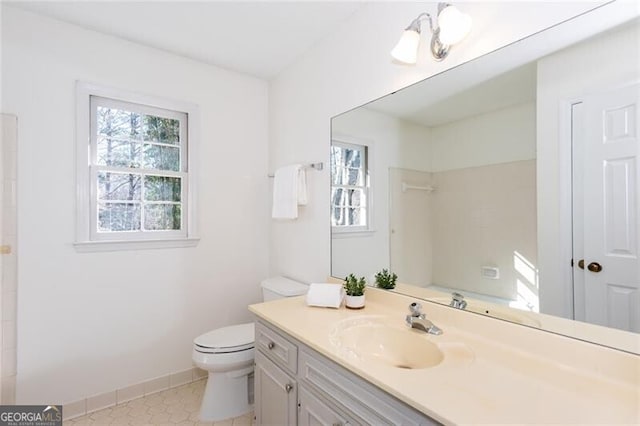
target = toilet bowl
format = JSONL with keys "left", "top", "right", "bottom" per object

{"left": 193, "top": 277, "right": 308, "bottom": 422}
{"left": 192, "top": 323, "right": 255, "bottom": 421}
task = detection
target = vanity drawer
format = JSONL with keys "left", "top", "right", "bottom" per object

{"left": 299, "top": 350, "right": 438, "bottom": 426}
{"left": 256, "top": 321, "right": 298, "bottom": 374}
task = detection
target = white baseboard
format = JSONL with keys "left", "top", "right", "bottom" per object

{"left": 63, "top": 367, "right": 207, "bottom": 420}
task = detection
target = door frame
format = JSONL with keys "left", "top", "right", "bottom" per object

{"left": 558, "top": 97, "right": 579, "bottom": 320}
{"left": 558, "top": 81, "right": 640, "bottom": 322}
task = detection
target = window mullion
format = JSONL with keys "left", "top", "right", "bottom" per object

{"left": 141, "top": 140, "right": 180, "bottom": 149}
{"left": 144, "top": 201, "right": 180, "bottom": 205}
{"left": 100, "top": 200, "right": 141, "bottom": 204}
{"left": 93, "top": 165, "right": 185, "bottom": 179}
{"left": 96, "top": 135, "right": 182, "bottom": 149}
{"left": 334, "top": 184, "right": 365, "bottom": 191}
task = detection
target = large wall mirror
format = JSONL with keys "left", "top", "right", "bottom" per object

{"left": 330, "top": 5, "right": 639, "bottom": 353}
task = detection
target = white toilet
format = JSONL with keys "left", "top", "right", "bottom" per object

{"left": 192, "top": 276, "right": 308, "bottom": 422}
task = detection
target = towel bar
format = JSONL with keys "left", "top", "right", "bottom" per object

{"left": 268, "top": 162, "right": 323, "bottom": 178}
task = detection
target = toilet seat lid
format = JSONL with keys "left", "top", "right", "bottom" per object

{"left": 194, "top": 323, "right": 254, "bottom": 352}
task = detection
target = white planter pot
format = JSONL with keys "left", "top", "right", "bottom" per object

{"left": 345, "top": 294, "right": 365, "bottom": 309}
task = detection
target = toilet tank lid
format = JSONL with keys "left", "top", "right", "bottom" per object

{"left": 194, "top": 323, "right": 254, "bottom": 349}
{"left": 261, "top": 276, "right": 308, "bottom": 297}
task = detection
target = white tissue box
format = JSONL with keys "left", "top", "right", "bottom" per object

{"left": 306, "top": 283, "right": 344, "bottom": 309}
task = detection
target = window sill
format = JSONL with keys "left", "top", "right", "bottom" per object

{"left": 73, "top": 237, "right": 200, "bottom": 253}
{"left": 331, "top": 230, "right": 376, "bottom": 239}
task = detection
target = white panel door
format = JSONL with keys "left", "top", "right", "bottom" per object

{"left": 577, "top": 83, "right": 640, "bottom": 332}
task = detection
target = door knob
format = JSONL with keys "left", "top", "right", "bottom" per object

{"left": 577, "top": 259, "right": 585, "bottom": 269}
{"left": 587, "top": 262, "right": 603, "bottom": 273}
{"left": 285, "top": 383, "right": 294, "bottom": 393}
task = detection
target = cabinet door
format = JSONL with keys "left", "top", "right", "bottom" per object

{"left": 255, "top": 351, "right": 297, "bottom": 426}
{"left": 299, "top": 386, "right": 353, "bottom": 426}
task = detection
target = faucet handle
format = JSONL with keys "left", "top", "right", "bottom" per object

{"left": 408, "top": 302, "right": 423, "bottom": 317}
{"left": 450, "top": 292, "right": 467, "bottom": 309}
{"left": 451, "top": 292, "right": 465, "bottom": 302}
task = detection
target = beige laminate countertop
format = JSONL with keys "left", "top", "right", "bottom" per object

{"left": 249, "top": 287, "right": 640, "bottom": 425}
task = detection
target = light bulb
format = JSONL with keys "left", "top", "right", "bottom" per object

{"left": 437, "top": 5, "right": 472, "bottom": 45}
{"left": 391, "top": 30, "right": 421, "bottom": 64}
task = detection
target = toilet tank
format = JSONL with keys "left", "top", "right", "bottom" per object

{"left": 261, "top": 276, "right": 308, "bottom": 301}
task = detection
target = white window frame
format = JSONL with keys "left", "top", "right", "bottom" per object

{"left": 75, "top": 82, "right": 199, "bottom": 252}
{"left": 330, "top": 137, "right": 373, "bottom": 235}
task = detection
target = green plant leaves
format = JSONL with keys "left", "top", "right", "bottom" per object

{"left": 343, "top": 273, "right": 366, "bottom": 296}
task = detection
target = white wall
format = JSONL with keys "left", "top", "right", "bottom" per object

{"left": 429, "top": 102, "right": 536, "bottom": 172}
{"left": 268, "top": 1, "right": 610, "bottom": 284}
{"left": 537, "top": 20, "right": 640, "bottom": 318}
{"left": 331, "top": 108, "right": 430, "bottom": 281}
{"left": 1, "top": 7, "right": 269, "bottom": 404}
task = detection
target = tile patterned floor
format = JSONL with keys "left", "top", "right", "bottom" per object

{"left": 65, "top": 380, "right": 255, "bottom": 426}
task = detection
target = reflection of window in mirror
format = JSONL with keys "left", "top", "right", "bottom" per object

{"left": 330, "top": 140, "right": 370, "bottom": 233}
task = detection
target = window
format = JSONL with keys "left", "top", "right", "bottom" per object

{"left": 76, "top": 83, "right": 199, "bottom": 250}
{"left": 330, "top": 140, "right": 370, "bottom": 232}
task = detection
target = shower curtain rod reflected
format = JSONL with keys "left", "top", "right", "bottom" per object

{"left": 268, "top": 162, "right": 324, "bottom": 178}
{"left": 402, "top": 182, "right": 436, "bottom": 193}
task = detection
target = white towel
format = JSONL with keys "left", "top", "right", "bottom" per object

{"left": 306, "top": 283, "right": 344, "bottom": 309}
{"left": 272, "top": 164, "right": 307, "bottom": 219}
{"left": 297, "top": 168, "right": 308, "bottom": 206}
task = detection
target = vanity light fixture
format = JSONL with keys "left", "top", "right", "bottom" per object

{"left": 391, "top": 2, "right": 472, "bottom": 64}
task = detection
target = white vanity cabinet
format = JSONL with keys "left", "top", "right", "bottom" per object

{"left": 298, "top": 386, "right": 352, "bottom": 426}
{"left": 255, "top": 322, "right": 299, "bottom": 425}
{"left": 255, "top": 350, "right": 297, "bottom": 425}
{"left": 254, "top": 320, "right": 439, "bottom": 426}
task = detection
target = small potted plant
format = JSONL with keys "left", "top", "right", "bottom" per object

{"left": 375, "top": 269, "right": 398, "bottom": 290}
{"left": 343, "top": 274, "right": 366, "bottom": 309}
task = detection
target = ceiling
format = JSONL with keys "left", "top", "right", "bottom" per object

{"left": 366, "top": 61, "right": 537, "bottom": 128}
{"left": 5, "top": 1, "right": 366, "bottom": 80}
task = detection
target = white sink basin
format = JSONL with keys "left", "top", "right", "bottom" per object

{"left": 330, "top": 316, "right": 444, "bottom": 369}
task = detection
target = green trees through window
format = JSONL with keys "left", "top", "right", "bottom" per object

{"left": 93, "top": 101, "right": 185, "bottom": 234}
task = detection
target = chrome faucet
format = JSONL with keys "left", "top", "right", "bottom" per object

{"left": 405, "top": 302, "right": 442, "bottom": 335}
{"left": 450, "top": 292, "right": 467, "bottom": 310}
